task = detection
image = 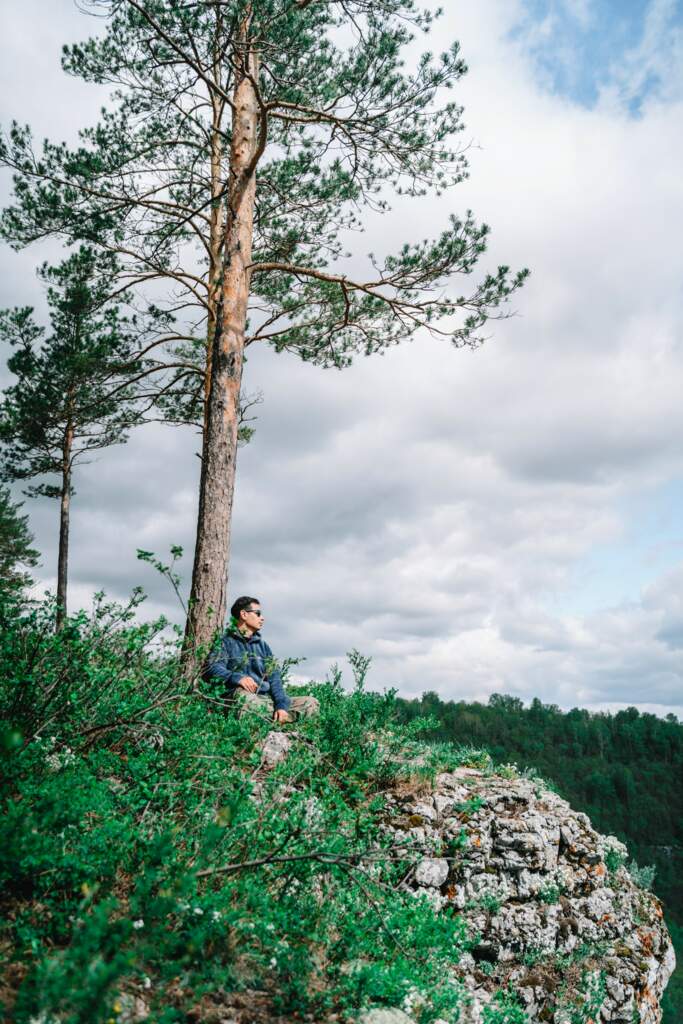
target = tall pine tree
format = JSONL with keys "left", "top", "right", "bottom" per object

{"left": 0, "top": 1, "right": 528, "bottom": 653}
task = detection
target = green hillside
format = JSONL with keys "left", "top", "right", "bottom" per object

{"left": 0, "top": 598, "right": 521, "bottom": 1024}
{"left": 396, "top": 691, "right": 683, "bottom": 1022}
{"left": 1, "top": 592, "right": 679, "bottom": 1022}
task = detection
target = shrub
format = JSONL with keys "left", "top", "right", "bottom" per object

{"left": 482, "top": 988, "right": 528, "bottom": 1023}
{"left": 628, "top": 860, "right": 656, "bottom": 891}
{"left": 601, "top": 836, "right": 628, "bottom": 875}
{"left": 1, "top": 596, "right": 492, "bottom": 1023}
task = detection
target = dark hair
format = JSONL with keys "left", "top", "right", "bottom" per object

{"left": 230, "top": 595, "right": 260, "bottom": 621}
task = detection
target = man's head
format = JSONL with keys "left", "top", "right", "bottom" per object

{"left": 230, "top": 595, "right": 264, "bottom": 635}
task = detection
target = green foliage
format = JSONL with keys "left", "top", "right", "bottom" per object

{"left": 3, "top": 605, "right": 677, "bottom": 1022}
{"left": 560, "top": 969, "right": 607, "bottom": 1024}
{"left": 0, "top": 589, "right": 180, "bottom": 748}
{"left": 0, "top": 246, "right": 150, "bottom": 497}
{"left": 0, "top": 484, "right": 39, "bottom": 601}
{"left": 456, "top": 795, "right": 485, "bottom": 816}
{"left": 1, "top": 1, "right": 527, "bottom": 385}
{"left": 520, "top": 764, "right": 559, "bottom": 795}
{"left": 627, "top": 860, "right": 656, "bottom": 891}
{"left": 473, "top": 892, "right": 502, "bottom": 914}
{"left": 430, "top": 743, "right": 494, "bottom": 775}
{"left": 537, "top": 882, "right": 562, "bottom": 905}
{"left": 1, "top": 596, "right": 508, "bottom": 1023}
{"left": 603, "top": 836, "right": 628, "bottom": 875}
{"left": 482, "top": 988, "right": 528, "bottom": 1023}
{"left": 136, "top": 545, "right": 187, "bottom": 615}
{"left": 521, "top": 946, "right": 546, "bottom": 967}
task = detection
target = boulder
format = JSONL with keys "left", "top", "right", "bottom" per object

{"left": 260, "top": 730, "right": 293, "bottom": 767}
{"left": 387, "top": 769, "right": 675, "bottom": 1023}
{"left": 414, "top": 857, "right": 449, "bottom": 888}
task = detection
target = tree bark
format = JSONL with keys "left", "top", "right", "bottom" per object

{"left": 184, "top": 33, "right": 260, "bottom": 662}
{"left": 56, "top": 422, "right": 73, "bottom": 631}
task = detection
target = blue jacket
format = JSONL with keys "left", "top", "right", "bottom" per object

{"left": 202, "top": 628, "right": 291, "bottom": 711}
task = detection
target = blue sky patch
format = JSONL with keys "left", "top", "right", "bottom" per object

{"left": 551, "top": 477, "right": 683, "bottom": 616}
{"left": 510, "top": 0, "right": 683, "bottom": 111}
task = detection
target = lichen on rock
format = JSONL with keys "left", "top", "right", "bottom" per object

{"left": 381, "top": 767, "right": 675, "bottom": 1024}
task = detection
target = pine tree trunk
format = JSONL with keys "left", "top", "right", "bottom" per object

{"left": 203, "top": 26, "right": 227, "bottom": 434}
{"left": 56, "top": 424, "right": 73, "bottom": 631}
{"left": 184, "top": 39, "right": 260, "bottom": 662}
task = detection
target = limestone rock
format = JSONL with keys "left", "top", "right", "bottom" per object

{"left": 408, "top": 800, "right": 437, "bottom": 822}
{"left": 384, "top": 769, "right": 675, "bottom": 1023}
{"left": 415, "top": 857, "right": 449, "bottom": 888}
{"left": 357, "top": 1009, "right": 415, "bottom": 1024}
{"left": 260, "top": 730, "right": 292, "bottom": 768}
{"left": 433, "top": 793, "right": 455, "bottom": 817}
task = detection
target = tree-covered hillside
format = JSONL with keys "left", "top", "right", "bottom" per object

{"left": 395, "top": 691, "right": 683, "bottom": 1022}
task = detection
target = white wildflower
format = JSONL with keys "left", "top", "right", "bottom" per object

{"left": 211, "top": 910, "right": 222, "bottom": 922}
{"left": 402, "top": 984, "right": 428, "bottom": 1015}
{"left": 45, "top": 746, "right": 76, "bottom": 772}
{"left": 132, "top": 919, "right": 144, "bottom": 930}
{"left": 193, "top": 906, "right": 204, "bottom": 916}
{"left": 269, "top": 957, "right": 277, "bottom": 968}
{"left": 600, "top": 835, "right": 628, "bottom": 862}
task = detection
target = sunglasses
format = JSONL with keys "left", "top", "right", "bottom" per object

{"left": 246, "top": 608, "right": 264, "bottom": 617}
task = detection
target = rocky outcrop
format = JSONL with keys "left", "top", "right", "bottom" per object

{"left": 383, "top": 767, "right": 675, "bottom": 1024}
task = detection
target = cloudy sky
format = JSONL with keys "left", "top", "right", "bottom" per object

{"left": 1, "top": 0, "right": 682, "bottom": 717}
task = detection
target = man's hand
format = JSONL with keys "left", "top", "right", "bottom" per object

{"left": 238, "top": 676, "right": 259, "bottom": 693}
{"left": 273, "top": 709, "right": 292, "bottom": 724}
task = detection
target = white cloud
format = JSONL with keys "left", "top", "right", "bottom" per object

{"left": 1, "top": 0, "right": 682, "bottom": 718}
{"left": 561, "top": 0, "right": 593, "bottom": 29}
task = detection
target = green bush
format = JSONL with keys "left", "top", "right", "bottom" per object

{"left": 628, "top": 860, "right": 656, "bottom": 891}
{"left": 1, "top": 596, "right": 499, "bottom": 1023}
{"left": 482, "top": 989, "right": 528, "bottom": 1023}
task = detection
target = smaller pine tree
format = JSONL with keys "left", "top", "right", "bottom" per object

{"left": 0, "top": 484, "right": 39, "bottom": 602}
{"left": 0, "top": 247, "right": 150, "bottom": 628}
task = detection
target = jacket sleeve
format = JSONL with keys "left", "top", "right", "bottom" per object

{"left": 202, "top": 635, "right": 249, "bottom": 690}
{"left": 263, "top": 642, "right": 291, "bottom": 712}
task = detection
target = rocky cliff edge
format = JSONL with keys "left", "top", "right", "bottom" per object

{"left": 372, "top": 763, "right": 675, "bottom": 1024}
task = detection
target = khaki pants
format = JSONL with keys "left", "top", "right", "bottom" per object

{"left": 232, "top": 690, "right": 319, "bottom": 721}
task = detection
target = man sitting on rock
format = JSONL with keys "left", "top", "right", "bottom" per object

{"left": 203, "top": 595, "right": 319, "bottom": 723}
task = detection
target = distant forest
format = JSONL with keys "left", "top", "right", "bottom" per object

{"left": 395, "top": 692, "right": 683, "bottom": 1021}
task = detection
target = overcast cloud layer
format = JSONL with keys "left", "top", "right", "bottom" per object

{"left": 1, "top": 0, "right": 682, "bottom": 717}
